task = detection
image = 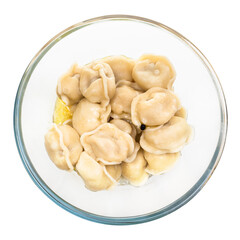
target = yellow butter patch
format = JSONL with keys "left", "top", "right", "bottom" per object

{"left": 53, "top": 98, "right": 72, "bottom": 124}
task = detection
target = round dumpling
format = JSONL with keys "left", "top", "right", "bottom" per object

{"left": 132, "top": 54, "right": 176, "bottom": 90}
{"left": 80, "top": 62, "right": 116, "bottom": 106}
{"left": 110, "top": 119, "right": 137, "bottom": 139}
{"left": 131, "top": 87, "right": 181, "bottom": 127}
{"left": 80, "top": 123, "right": 138, "bottom": 165}
{"left": 72, "top": 98, "right": 111, "bottom": 135}
{"left": 140, "top": 116, "right": 193, "bottom": 154}
{"left": 102, "top": 56, "right": 135, "bottom": 82}
{"left": 57, "top": 64, "right": 82, "bottom": 105}
{"left": 175, "top": 107, "right": 187, "bottom": 119}
{"left": 121, "top": 149, "right": 149, "bottom": 186}
{"left": 144, "top": 151, "right": 180, "bottom": 175}
{"left": 76, "top": 152, "right": 120, "bottom": 191}
{"left": 44, "top": 124, "right": 82, "bottom": 170}
{"left": 110, "top": 80, "right": 142, "bottom": 120}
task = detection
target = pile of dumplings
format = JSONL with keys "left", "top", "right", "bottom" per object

{"left": 45, "top": 54, "right": 193, "bottom": 191}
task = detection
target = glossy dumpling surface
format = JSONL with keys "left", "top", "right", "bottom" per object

{"left": 102, "top": 56, "right": 135, "bottom": 82}
{"left": 76, "top": 152, "right": 117, "bottom": 191}
{"left": 44, "top": 124, "right": 82, "bottom": 170}
{"left": 80, "top": 62, "right": 116, "bottom": 105}
{"left": 57, "top": 64, "right": 82, "bottom": 105}
{"left": 72, "top": 98, "right": 111, "bottom": 135}
{"left": 131, "top": 87, "right": 181, "bottom": 127}
{"left": 144, "top": 151, "right": 180, "bottom": 175}
{"left": 121, "top": 149, "right": 149, "bottom": 186}
{"left": 132, "top": 54, "right": 176, "bottom": 90}
{"left": 140, "top": 116, "right": 192, "bottom": 154}
{"left": 80, "top": 123, "right": 137, "bottom": 165}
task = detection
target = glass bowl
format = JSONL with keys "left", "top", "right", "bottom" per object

{"left": 14, "top": 15, "right": 227, "bottom": 225}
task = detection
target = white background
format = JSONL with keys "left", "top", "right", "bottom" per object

{"left": 0, "top": 0, "right": 239, "bottom": 239}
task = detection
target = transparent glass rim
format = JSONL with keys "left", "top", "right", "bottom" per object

{"left": 13, "top": 15, "right": 228, "bottom": 225}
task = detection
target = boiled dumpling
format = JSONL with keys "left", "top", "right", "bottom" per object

{"left": 57, "top": 64, "right": 82, "bottom": 105}
{"left": 105, "top": 164, "right": 122, "bottom": 182}
{"left": 116, "top": 80, "right": 143, "bottom": 91}
{"left": 175, "top": 107, "right": 187, "bottom": 119}
{"left": 45, "top": 124, "right": 82, "bottom": 170}
{"left": 140, "top": 116, "right": 193, "bottom": 154}
{"left": 102, "top": 55, "right": 135, "bottom": 82}
{"left": 132, "top": 54, "right": 176, "bottom": 90}
{"left": 76, "top": 152, "right": 120, "bottom": 191}
{"left": 80, "top": 123, "right": 138, "bottom": 165}
{"left": 144, "top": 151, "right": 180, "bottom": 175}
{"left": 131, "top": 87, "right": 181, "bottom": 127}
{"left": 110, "top": 80, "right": 142, "bottom": 120}
{"left": 109, "top": 119, "right": 140, "bottom": 160}
{"left": 46, "top": 54, "right": 194, "bottom": 191}
{"left": 121, "top": 149, "right": 149, "bottom": 186}
{"left": 72, "top": 98, "right": 111, "bottom": 135}
{"left": 110, "top": 119, "right": 137, "bottom": 139}
{"left": 80, "top": 62, "right": 116, "bottom": 106}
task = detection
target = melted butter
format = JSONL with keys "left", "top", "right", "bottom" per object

{"left": 53, "top": 98, "right": 72, "bottom": 125}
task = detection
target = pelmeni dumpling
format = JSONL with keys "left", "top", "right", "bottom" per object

{"left": 110, "top": 80, "right": 142, "bottom": 120}
{"left": 72, "top": 98, "right": 111, "bottom": 135}
{"left": 110, "top": 119, "right": 137, "bottom": 139}
{"left": 144, "top": 151, "right": 180, "bottom": 175}
{"left": 45, "top": 124, "right": 82, "bottom": 170}
{"left": 102, "top": 56, "right": 135, "bottom": 82}
{"left": 132, "top": 54, "right": 176, "bottom": 90}
{"left": 76, "top": 152, "right": 120, "bottom": 191}
{"left": 175, "top": 107, "right": 187, "bottom": 119}
{"left": 121, "top": 149, "right": 149, "bottom": 186}
{"left": 81, "top": 123, "right": 138, "bottom": 165}
{"left": 109, "top": 119, "right": 140, "bottom": 161}
{"left": 140, "top": 116, "right": 192, "bottom": 154}
{"left": 131, "top": 87, "right": 181, "bottom": 127}
{"left": 57, "top": 64, "right": 82, "bottom": 105}
{"left": 105, "top": 164, "right": 122, "bottom": 182}
{"left": 116, "top": 80, "right": 143, "bottom": 91}
{"left": 80, "top": 62, "right": 116, "bottom": 106}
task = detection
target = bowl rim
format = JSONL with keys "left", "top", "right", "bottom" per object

{"left": 13, "top": 14, "right": 228, "bottom": 225}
